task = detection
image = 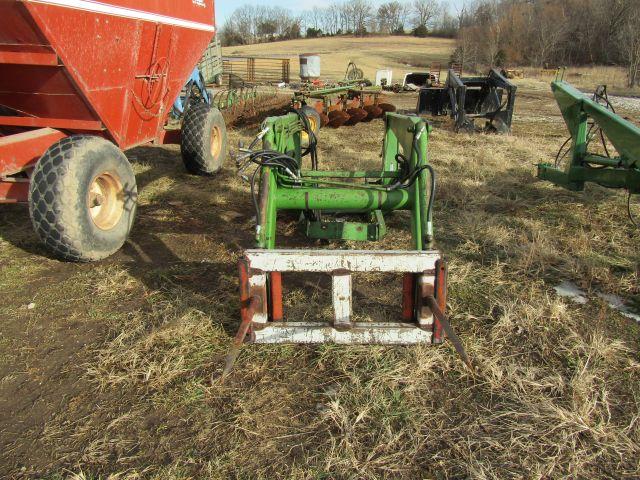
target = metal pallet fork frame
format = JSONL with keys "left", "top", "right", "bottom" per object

{"left": 238, "top": 250, "right": 448, "bottom": 345}
{"left": 223, "top": 111, "right": 475, "bottom": 375}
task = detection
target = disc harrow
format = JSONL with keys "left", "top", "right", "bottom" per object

{"left": 212, "top": 85, "right": 283, "bottom": 124}
{"left": 293, "top": 84, "right": 396, "bottom": 128}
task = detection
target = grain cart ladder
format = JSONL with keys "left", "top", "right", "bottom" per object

{"left": 225, "top": 112, "right": 471, "bottom": 373}
{"left": 537, "top": 79, "right": 640, "bottom": 225}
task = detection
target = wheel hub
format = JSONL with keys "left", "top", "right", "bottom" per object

{"left": 88, "top": 172, "right": 125, "bottom": 230}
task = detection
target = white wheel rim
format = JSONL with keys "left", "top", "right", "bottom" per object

{"left": 88, "top": 172, "right": 125, "bottom": 230}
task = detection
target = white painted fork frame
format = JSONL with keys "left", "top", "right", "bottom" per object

{"left": 240, "top": 249, "right": 444, "bottom": 345}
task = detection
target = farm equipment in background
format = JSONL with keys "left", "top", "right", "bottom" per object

{"left": 198, "top": 35, "right": 224, "bottom": 86}
{"left": 172, "top": 68, "right": 211, "bottom": 119}
{"left": 537, "top": 79, "right": 640, "bottom": 226}
{"left": 225, "top": 110, "right": 472, "bottom": 372}
{"left": 344, "top": 61, "right": 366, "bottom": 83}
{"left": 173, "top": 38, "right": 286, "bottom": 126}
{"left": 293, "top": 84, "right": 396, "bottom": 128}
{"left": 502, "top": 68, "right": 525, "bottom": 80}
{"left": 173, "top": 68, "right": 282, "bottom": 126}
{"left": 211, "top": 85, "right": 284, "bottom": 124}
{"left": 417, "top": 69, "right": 517, "bottom": 133}
{"left": 380, "top": 63, "right": 444, "bottom": 93}
{"left": 0, "top": 0, "right": 227, "bottom": 261}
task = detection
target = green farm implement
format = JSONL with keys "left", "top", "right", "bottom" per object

{"left": 213, "top": 85, "right": 283, "bottom": 124}
{"left": 224, "top": 110, "right": 472, "bottom": 373}
{"left": 537, "top": 79, "right": 640, "bottom": 224}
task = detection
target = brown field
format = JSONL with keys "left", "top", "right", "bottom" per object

{"left": 222, "top": 36, "right": 639, "bottom": 96}
{"left": 223, "top": 36, "right": 456, "bottom": 82}
{"left": 1, "top": 37, "right": 640, "bottom": 479}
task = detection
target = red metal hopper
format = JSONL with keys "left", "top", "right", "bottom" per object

{"left": 0, "top": 0, "right": 222, "bottom": 261}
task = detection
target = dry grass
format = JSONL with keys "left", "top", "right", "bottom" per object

{"left": 1, "top": 67, "right": 640, "bottom": 479}
{"left": 222, "top": 36, "right": 456, "bottom": 83}
{"left": 519, "top": 65, "right": 639, "bottom": 96}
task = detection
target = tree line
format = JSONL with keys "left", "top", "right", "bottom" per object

{"left": 219, "top": 0, "right": 640, "bottom": 87}
{"left": 454, "top": 0, "right": 639, "bottom": 86}
{"left": 219, "top": 0, "right": 452, "bottom": 46}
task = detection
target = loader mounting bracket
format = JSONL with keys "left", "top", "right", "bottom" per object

{"left": 537, "top": 81, "right": 640, "bottom": 195}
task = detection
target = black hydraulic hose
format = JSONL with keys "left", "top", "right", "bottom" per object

{"left": 248, "top": 150, "right": 301, "bottom": 229}
{"left": 386, "top": 131, "right": 436, "bottom": 237}
{"left": 293, "top": 108, "right": 319, "bottom": 170}
{"left": 247, "top": 107, "right": 320, "bottom": 228}
{"left": 413, "top": 131, "right": 436, "bottom": 235}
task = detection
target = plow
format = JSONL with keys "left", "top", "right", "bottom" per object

{"left": 226, "top": 109, "right": 472, "bottom": 372}
{"left": 294, "top": 84, "right": 397, "bottom": 128}
{"left": 537, "top": 76, "right": 640, "bottom": 225}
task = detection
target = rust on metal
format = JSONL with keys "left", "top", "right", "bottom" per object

{"left": 238, "top": 258, "right": 251, "bottom": 325}
{"left": 425, "top": 295, "right": 473, "bottom": 371}
{"left": 269, "top": 272, "right": 283, "bottom": 322}
{"left": 222, "top": 294, "right": 263, "bottom": 377}
{"left": 433, "top": 260, "right": 448, "bottom": 344}
{"left": 248, "top": 268, "right": 269, "bottom": 328}
{"left": 402, "top": 273, "right": 416, "bottom": 322}
{"left": 418, "top": 271, "right": 436, "bottom": 330}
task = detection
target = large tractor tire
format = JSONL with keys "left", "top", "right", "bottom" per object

{"left": 181, "top": 103, "right": 228, "bottom": 176}
{"left": 28, "top": 136, "right": 138, "bottom": 262}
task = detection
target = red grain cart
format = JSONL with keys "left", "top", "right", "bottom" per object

{"left": 0, "top": 0, "right": 227, "bottom": 261}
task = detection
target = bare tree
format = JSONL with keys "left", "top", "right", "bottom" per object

{"left": 530, "top": 2, "right": 568, "bottom": 67}
{"left": 473, "top": 0, "right": 502, "bottom": 66}
{"left": 619, "top": 4, "right": 640, "bottom": 86}
{"left": 305, "top": 7, "right": 323, "bottom": 31}
{"left": 377, "top": 1, "right": 407, "bottom": 33}
{"left": 219, "top": 5, "right": 303, "bottom": 46}
{"left": 339, "top": 2, "right": 352, "bottom": 32}
{"left": 413, "top": 0, "right": 439, "bottom": 28}
{"left": 321, "top": 4, "right": 341, "bottom": 35}
{"left": 348, "top": 0, "right": 372, "bottom": 36}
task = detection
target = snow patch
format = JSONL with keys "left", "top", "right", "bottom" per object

{"left": 554, "top": 280, "right": 588, "bottom": 305}
{"left": 554, "top": 280, "right": 640, "bottom": 322}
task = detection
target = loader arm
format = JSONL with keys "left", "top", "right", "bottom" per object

{"left": 538, "top": 81, "right": 640, "bottom": 193}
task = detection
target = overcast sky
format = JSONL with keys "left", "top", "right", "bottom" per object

{"left": 216, "top": 0, "right": 464, "bottom": 25}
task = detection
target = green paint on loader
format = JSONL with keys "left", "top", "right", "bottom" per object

{"left": 254, "top": 112, "right": 435, "bottom": 251}
{"left": 537, "top": 80, "right": 640, "bottom": 194}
